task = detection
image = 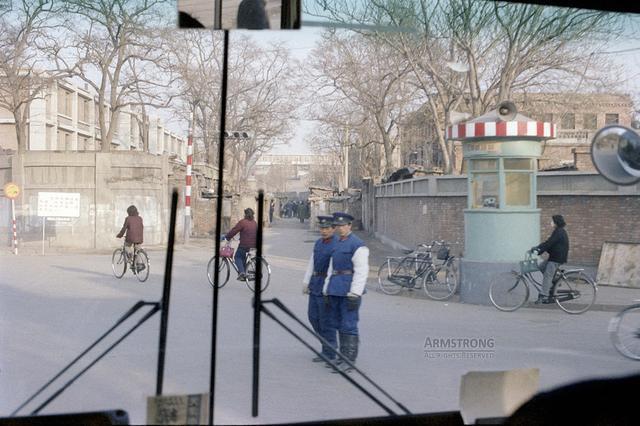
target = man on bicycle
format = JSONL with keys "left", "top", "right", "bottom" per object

{"left": 532, "top": 214, "right": 569, "bottom": 304}
{"left": 223, "top": 208, "right": 257, "bottom": 280}
{"left": 303, "top": 216, "right": 337, "bottom": 363}
{"left": 116, "top": 205, "right": 144, "bottom": 271}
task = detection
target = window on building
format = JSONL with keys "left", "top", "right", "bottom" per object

{"left": 57, "top": 89, "right": 72, "bottom": 116}
{"left": 561, "top": 113, "right": 575, "bottom": 130}
{"left": 78, "top": 98, "right": 91, "bottom": 123}
{"left": 469, "top": 159, "right": 499, "bottom": 208}
{"left": 605, "top": 113, "right": 619, "bottom": 125}
{"left": 583, "top": 113, "right": 597, "bottom": 130}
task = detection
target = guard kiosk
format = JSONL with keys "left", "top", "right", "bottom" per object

{"left": 446, "top": 101, "right": 556, "bottom": 303}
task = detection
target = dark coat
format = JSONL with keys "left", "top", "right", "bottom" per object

{"left": 225, "top": 218, "right": 257, "bottom": 249}
{"left": 535, "top": 227, "right": 569, "bottom": 264}
{"left": 117, "top": 215, "right": 144, "bottom": 244}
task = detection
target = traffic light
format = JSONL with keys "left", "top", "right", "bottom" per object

{"left": 223, "top": 131, "right": 250, "bottom": 139}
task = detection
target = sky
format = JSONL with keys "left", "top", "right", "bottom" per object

{"left": 158, "top": 2, "right": 640, "bottom": 156}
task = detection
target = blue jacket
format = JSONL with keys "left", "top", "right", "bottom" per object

{"left": 326, "top": 233, "right": 366, "bottom": 296}
{"left": 308, "top": 236, "right": 337, "bottom": 295}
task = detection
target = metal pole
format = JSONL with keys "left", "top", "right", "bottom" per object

{"left": 214, "top": 0, "right": 222, "bottom": 29}
{"left": 11, "top": 199, "right": 17, "bottom": 255}
{"left": 185, "top": 111, "right": 194, "bottom": 244}
{"left": 209, "top": 29, "right": 229, "bottom": 426}
{"left": 156, "top": 190, "right": 178, "bottom": 395}
{"left": 42, "top": 216, "right": 45, "bottom": 256}
{"left": 252, "top": 190, "right": 264, "bottom": 417}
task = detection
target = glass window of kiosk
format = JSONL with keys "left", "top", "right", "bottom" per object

{"left": 469, "top": 159, "right": 499, "bottom": 208}
{"left": 504, "top": 158, "right": 534, "bottom": 208}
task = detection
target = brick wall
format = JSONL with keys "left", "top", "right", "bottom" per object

{"left": 539, "top": 195, "right": 640, "bottom": 265}
{"left": 375, "top": 196, "right": 466, "bottom": 256}
{"left": 372, "top": 174, "right": 640, "bottom": 266}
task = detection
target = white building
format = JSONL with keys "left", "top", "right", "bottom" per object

{"left": 0, "top": 79, "right": 186, "bottom": 161}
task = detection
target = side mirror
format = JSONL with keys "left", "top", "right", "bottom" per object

{"left": 591, "top": 125, "right": 640, "bottom": 185}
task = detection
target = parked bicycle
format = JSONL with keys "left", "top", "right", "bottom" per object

{"left": 489, "top": 251, "right": 597, "bottom": 314}
{"left": 206, "top": 239, "right": 271, "bottom": 292}
{"left": 378, "top": 240, "right": 458, "bottom": 300}
{"left": 111, "top": 241, "right": 150, "bottom": 282}
{"left": 609, "top": 300, "right": 640, "bottom": 360}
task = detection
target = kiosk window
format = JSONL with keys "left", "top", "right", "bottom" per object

{"left": 471, "top": 173, "right": 499, "bottom": 208}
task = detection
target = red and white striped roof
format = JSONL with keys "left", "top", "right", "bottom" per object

{"left": 446, "top": 121, "right": 556, "bottom": 140}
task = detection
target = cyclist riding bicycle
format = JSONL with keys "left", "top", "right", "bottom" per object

{"left": 531, "top": 214, "right": 569, "bottom": 304}
{"left": 222, "top": 207, "right": 257, "bottom": 280}
{"left": 116, "top": 205, "right": 145, "bottom": 271}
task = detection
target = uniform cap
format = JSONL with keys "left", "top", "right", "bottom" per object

{"left": 332, "top": 212, "right": 354, "bottom": 225}
{"left": 317, "top": 216, "right": 334, "bottom": 228}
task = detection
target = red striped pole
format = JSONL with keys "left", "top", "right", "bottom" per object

{"left": 185, "top": 112, "right": 193, "bottom": 243}
{"left": 11, "top": 199, "right": 17, "bottom": 255}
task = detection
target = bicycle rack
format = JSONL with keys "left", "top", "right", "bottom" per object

{"left": 11, "top": 190, "right": 180, "bottom": 417}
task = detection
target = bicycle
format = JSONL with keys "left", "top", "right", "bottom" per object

{"left": 378, "top": 240, "right": 458, "bottom": 300}
{"left": 206, "top": 239, "right": 271, "bottom": 292}
{"left": 609, "top": 300, "right": 640, "bottom": 360}
{"left": 489, "top": 251, "right": 597, "bottom": 314}
{"left": 111, "top": 242, "right": 150, "bottom": 282}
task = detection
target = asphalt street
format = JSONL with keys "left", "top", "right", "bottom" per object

{"left": 1, "top": 218, "right": 639, "bottom": 424}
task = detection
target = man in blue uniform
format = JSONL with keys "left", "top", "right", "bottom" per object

{"left": 303, "top": 216, "right": 337, "bottom": 363}
{"left": 323, "top": 212, "right": 369, "bottom": 373}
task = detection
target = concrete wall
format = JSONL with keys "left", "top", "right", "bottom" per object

{"left": 372, "top": 172, "right": 640, "bottom": 265}
{"left": 0, "top": 152, "right": 170, "bottom": 251}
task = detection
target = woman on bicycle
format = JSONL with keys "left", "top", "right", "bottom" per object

{"left": 116, "top": 205, "right": 144, "bottom": 270}
{"left": 532, "top": 214, "right": 569, "bottom": 304}
{"left": 223, "top": 208, "right": 257, "bottom": 280}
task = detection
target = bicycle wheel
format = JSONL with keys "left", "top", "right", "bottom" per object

{"left": 609, "top": 304, "right": 640, "bottom": 360}
{"left": 423, "top": 260, "right": 458, "bottom": 301}
{"left": 245, "top": 256, "right": 271, "bottom": 292}
{"left": 489, "top": 271, "right": 529, "bottom": 312}
{"left": 207, "top": 256, "right": 230, "bottom": 288}
{"left": 554, "top": 273, "right": 596, "bottom": 314}
{"left": 133, "top": 250, "right": 150, "bottom": 282}
{"left": 111, "top": 248, "right": 127, "bottom": 278}
{"left": 378, "top": 259, "right": 404, "bottom": 295}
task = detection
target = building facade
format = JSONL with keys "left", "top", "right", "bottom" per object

{"left": 0, "top": 79, "right": 186, "bottom": 160}
{"left": 399, "top": 93, "right": 636, "bottom": 174}
{"left": 253, "top": 153, "right": 340, "bottom": 193}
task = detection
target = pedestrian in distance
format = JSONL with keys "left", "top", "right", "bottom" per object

{"left": 303, "top": 216, "right": 338, "bottom": 363}
{"left": 116, "top": 205, "right": 144, "bottom": 271}
{"left": 269, "top": 200, "right": 275, "bottom": 224}
{"left": 222, "top": 208, "right": 257, "bottom": 280}
{"left": 531, "top": 214, "right": 569, "bottom": 304}
{"left": 323, "top": 212, "right": 369, "bottom": 373}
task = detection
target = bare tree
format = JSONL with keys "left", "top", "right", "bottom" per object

{"left": 306, "top": 0, "right": 625, "bottom": 174}
{"left": 49, "top": 0, "right": 173, "bottom": 152}
{"left": 165, "top": 31, "right": 299, "bottom": 192}
{"left": 0, "top": 0, "right": 62, "bottom": 153}
{"left": 306, "top": 31, "right": 418, "bottom": 178}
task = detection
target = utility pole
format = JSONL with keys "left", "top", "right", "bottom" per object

{"left": 184, "top": 110, "right": 194, "bottom": 244}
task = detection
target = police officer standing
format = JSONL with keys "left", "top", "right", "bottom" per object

{"left": 323, "top": 212, "right": 369, "bottom": 373}
{"left": 302, "top": 216, "right": 337, "bottom": 363}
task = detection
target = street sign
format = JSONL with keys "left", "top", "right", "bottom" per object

{"left": 147, "top": 393, "right": 209, "bottom": 425}
{"left": 3, "top": 182, "right": 20, "bottom": 199}
{"left": 37, "top": 192, "right": 80, "bottom": 217}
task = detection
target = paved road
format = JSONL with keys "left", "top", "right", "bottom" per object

{"left": 1, "top": 218, "right": 639, "bottom": 424}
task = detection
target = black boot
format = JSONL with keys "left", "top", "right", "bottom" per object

{"left": 332, "top": 334, "right": 358, "bottom": 373}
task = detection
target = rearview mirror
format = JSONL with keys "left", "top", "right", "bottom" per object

{"left": 590, "top": 125, "right": 640, "bottom": 186}
{"left": 178, "top": 0, "right": 301, "bottom": 30}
